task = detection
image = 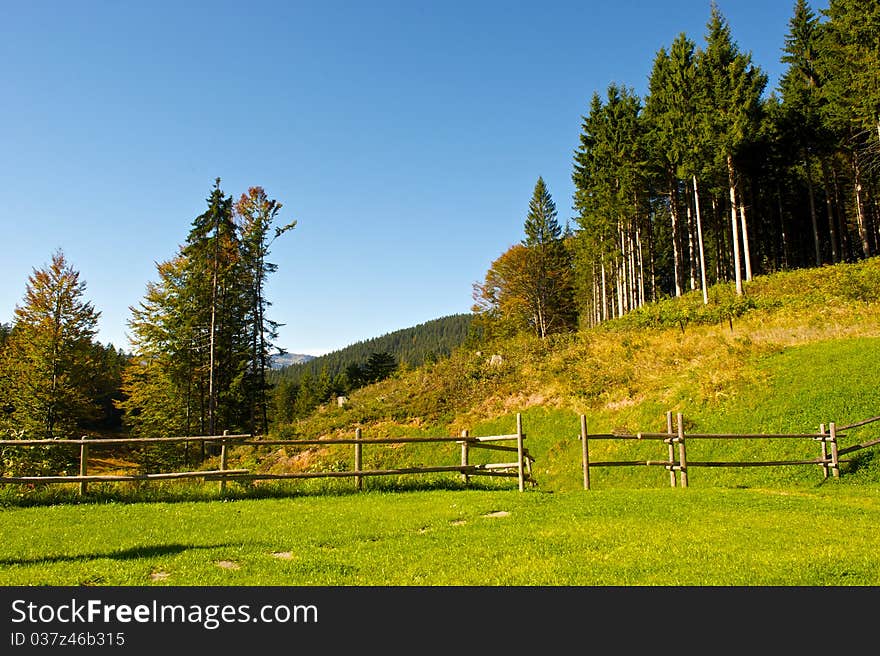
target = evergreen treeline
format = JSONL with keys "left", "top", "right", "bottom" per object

{"left": 268, "top": 313, "right": 474, "bottom": 424}
{"left": 475, "top": 1, "right": 880, "bottom": 336}
{"left": 273, "top": 313, "right": 474, "bottom": 386}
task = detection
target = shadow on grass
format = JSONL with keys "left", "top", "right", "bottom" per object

{"left": 0, "top": 543, "right": 230, "bottom": 567}
{"left": 0, "top": 477, "right": 517, "bottom": 508}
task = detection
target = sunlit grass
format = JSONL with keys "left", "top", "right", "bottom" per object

{"left": 2, "top": 486, "right": 879, "bottom": 586}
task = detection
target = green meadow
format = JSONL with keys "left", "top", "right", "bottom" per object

{"left": 4, "top": 260, "right": 880, "bottom": 586}
{"left": 2, "top": 487, "right": 880, "bottom": 586}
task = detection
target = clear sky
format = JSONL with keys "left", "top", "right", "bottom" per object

{"left": 0, "top": 0, "right": 823, "bottom": 356}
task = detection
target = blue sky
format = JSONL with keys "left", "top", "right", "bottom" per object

{"left": 0, "top": 0, "right": 823, "bottom": 356}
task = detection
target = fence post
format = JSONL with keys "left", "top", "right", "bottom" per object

{"left": 676, "top": 413, "right": 688, "bottom": 488}
{"left": 819, "top": 423, "right": 829, "bottom": 480}
{"left": 580, "top": 415, "right": 590, "bottom": 491}
{"left": 829, "top": 422, "right": 840, "bottom": 479}
{"left": 79, "top": 437, "right": 88, "bottom": 496}
{"left": 354, "top": 427, "right": 363, "bottom": 491}
{"left": 460, "top": 429, "right": 469, "bottom": 486}
{"left": 666, "top": 411, "right": 677, "bottom": 488}
{"left": 516, "top": 413, "right": 525, "bottom": 492}
{"left": 219, "top": 430, "right": 229, "bottom": 494}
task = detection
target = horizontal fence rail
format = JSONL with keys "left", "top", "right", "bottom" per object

{"left": 579, "top": 411, "right": 880, "bottom": 490}
{"left": 0, "top": 414, "right": 536, "bottom": 495}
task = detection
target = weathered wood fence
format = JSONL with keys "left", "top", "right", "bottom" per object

{"left": 0, "top": 414, "right": 536, "bottom": 495}
{"left": 579, "top": 411, "right": 880, "bottom": 490}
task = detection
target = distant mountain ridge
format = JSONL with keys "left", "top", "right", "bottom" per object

{"left": 271, "top": 313, "right": 474, "bottom": 384}
{"left": 270, "top": 352, "right": 317, "bottom": 369}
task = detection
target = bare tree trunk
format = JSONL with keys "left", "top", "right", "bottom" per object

{"left": 693, "top": 175, "right": 709, "bottom": 305}
{"left": 776, "top": 184, "right": 790, "bottom": 269}
{"left": 853, "top": 153, "right": 871, "bottom": 258}
{"left": 805, "top": 154, "right": 821, "bottom": 266}
{"left": 820, "top": 156, "right": 839, "bottom": 264}
{"left": 712, "top": 196, "right": 724, "bottom": 281}
{"left": 636, "top": 220, "right": 645, "bottom": 307}
{"left": 739, "top": 174, "right": 753, "bottom": 281}
{"left": 726, "top": 154, "right": 743, "bottom": 295}
{"left": 669, "top": 181, "right": 682, "bottom": 297}
{"left": 832, "top": 164, "right": 851, "bottom": 261}
{"left": 685, "top": 192, "right": 696, "bottom": 290}
{"left": 739, "top": 202, "right": 752, "bottom": 280}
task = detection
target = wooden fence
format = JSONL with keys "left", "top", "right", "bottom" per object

{"left": 579, "top": 411, "right": 880, "bottom": 489}
{"left": 0, "top": 414, "right": 536, "bottom": 495}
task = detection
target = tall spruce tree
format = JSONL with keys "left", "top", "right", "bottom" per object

{"left": 183, "top": 178, "right": 243, "bottom": 436}
{"left": 521, "top": 177, "right": 575, "bottom": 337}
{"left": 818, "top": 0, "right": 880, "bottom": 258}
{"left": 780, "top": 0, "right": 828, "bottom": 265}
{"left": 473, "top": 178, "right": 575, "bottom": 338}
{"left": 697, "top": 3, "right": 767, "bottom": 294}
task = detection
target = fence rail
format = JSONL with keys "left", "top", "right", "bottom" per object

{"left": 579, "top": 411, "right": 880, "bottom": 489}
{"left": 0, "top": 414, "right": 536, "bottom": 495}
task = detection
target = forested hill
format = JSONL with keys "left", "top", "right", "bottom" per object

{"left": 272, "top": 313, "right": 474, "bottom": 385}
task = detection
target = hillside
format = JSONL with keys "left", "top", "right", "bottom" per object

{"left": 239, "top": 258, "right": 880, "bottom": 491}
{"left": 271, "top": 313, "right": 474, "bottom": 384}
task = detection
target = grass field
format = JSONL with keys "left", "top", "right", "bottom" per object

{"left": 2, "top": 485, "right": 879, "bottom": 586}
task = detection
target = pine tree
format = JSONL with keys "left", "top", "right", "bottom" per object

{"left": 0, "top": 251, "right": 101, "bottom": 443}
{"left": 818, "top": 0, "right": 880, "bottom": 258}
{"left": 644, "top": 33, "right": 710, "bottom": 303}
{"left": 697, "top": 3, "right": 768, "bottom": 294}
{"left": 779, "top": 0, "right": 829, "bottom": 265}
{"left": 522, "top": 177, "right": 576, "bottom": 337}
{"left": 183, "top": 178, "right": 243, "bottom": 436}
{"left": 117, "top": 255, "right": 199, "bottom": 437}
{"left": 475, "top": 179, "right": 575, "bottom": 338}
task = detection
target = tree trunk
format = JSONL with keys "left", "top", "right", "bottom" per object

{"left": 776, "top": 184, "right": 789, "bottom": 269}
{"left": 726, "top": 154, "right": 743, "bottom": 295}
{"left": 805, "top": 154, "right": 821, "bottom": 266}
{"left": 669, "top": 181, "right": 682, "bottom": 297}
{"left": 853, "top": 153, "right": 871, "bottom": 258}
{"left": 832, "top": 163, "right": 851, "bottom": 261}
{"left": 739, "top": 202, "right": 752, "bottom": 281}
{"left": 819, "top": 156, "right": 839, "bottom": 264}
{"left": 693, "top": 176, "right": 709, "bottom": 305}
{"left": 739, "top": 174, "right": 753, "bottom": 281}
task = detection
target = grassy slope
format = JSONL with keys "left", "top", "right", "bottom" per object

{"left": 254, "top": 257, "right": 880, "bottom": 492}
